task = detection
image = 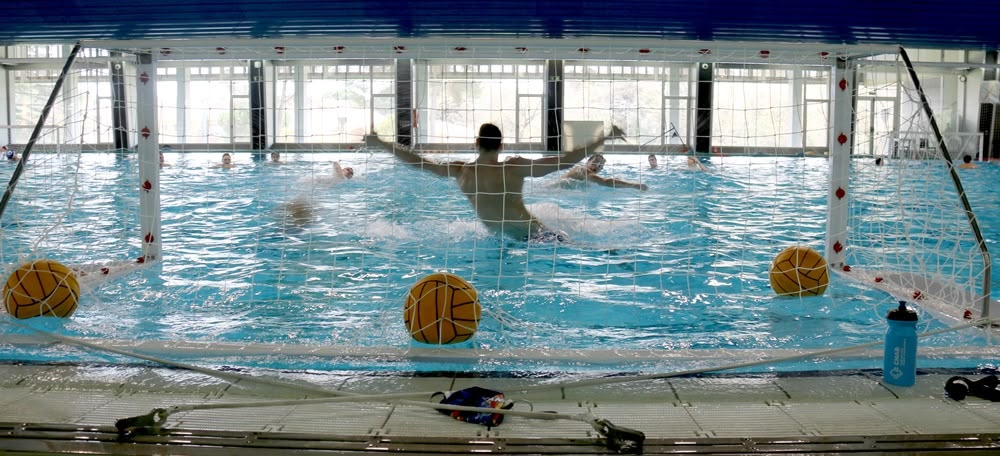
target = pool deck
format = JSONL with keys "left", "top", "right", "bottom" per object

{"left": 0, "top": 363, "right": 998, "bottom": 454}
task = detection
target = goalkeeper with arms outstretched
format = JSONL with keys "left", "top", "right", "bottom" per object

{"left": 365, "top": 123, "right": 625, "bottom": 242}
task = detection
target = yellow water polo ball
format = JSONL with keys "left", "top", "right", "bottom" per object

{"left": 4, "top": 259, "right": 80, "bottom": 319}
{"left": 769, "top": 246, "right": 829, "bottom": 297}
{"left": 404, "top": 272, "right": 481, "bottom": 344}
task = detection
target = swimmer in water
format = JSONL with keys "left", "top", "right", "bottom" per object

{"left": 561, "top": 153, "right": 648, "bottom": 190}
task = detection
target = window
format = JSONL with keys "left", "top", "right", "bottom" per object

{"left": 422, "top": 61, "right": 544, "bottom": 146}
{"left": 182, "top": 63, "right": 250, "bottom": 144}
{"left": 712, "top": 65, "right": 830, "bottom": 150}
{"left": 564, "top": 61, "right": 694, "bottom": 148}
{"left": 10, "top": 67, "right": 113, "bottom": 145}
{"left": 273, "top": 60, "right": 395, "bottom": 143}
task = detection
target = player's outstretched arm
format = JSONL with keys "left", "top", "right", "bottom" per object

{"left": 586, "top": 174, "right": 648, "bottom": 191}
{"left": 527, "top": 125, "right": 626, "bottom": 177}
{"left": 364, "top": 133, "right": 459, "bottom": 178}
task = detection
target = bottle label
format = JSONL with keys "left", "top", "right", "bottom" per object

{"left": 888, "top": 338, "right": 908, "bottom": 380}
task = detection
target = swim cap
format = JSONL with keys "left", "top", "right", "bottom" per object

{"left": 4, "top": 149, "right": 13, "bottom": 159}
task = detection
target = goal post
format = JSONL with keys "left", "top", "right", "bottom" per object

{"left": 135, "top": 52, "right": 162, "bottom": 263}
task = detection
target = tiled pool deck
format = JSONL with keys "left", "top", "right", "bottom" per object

{"left": 0, "top": 363, "right": 998, "bottom": 454}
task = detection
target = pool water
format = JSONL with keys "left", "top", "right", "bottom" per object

{"left": 0, "top": 152, "right": 997, "bottom": 373}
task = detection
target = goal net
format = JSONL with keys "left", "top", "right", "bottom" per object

{"left": 0, "top": 40, "right": 995, "bottom": 375}
{"left": 839, "top": 51, "right": 993, "bottom": 326}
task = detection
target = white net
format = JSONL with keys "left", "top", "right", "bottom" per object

{"left": 0, "top": 41, "right": 996, "bottom": 374}
{"left": 1, "top": 49, "right": 148, "bottom": 297}
{"left": 841, "top": 53, "right": 992, "bottom": 324}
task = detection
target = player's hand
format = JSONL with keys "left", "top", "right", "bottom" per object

{"left": 607, "top": 125, "right": 627, "bottom": 142}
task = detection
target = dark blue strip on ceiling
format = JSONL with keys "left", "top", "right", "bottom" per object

{"left": 0, "top": 0, "right": 997, "bottom": 49}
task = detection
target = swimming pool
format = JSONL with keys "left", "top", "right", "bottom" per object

{"left": 1, "top": 151, "right": 997, "bottom": 374}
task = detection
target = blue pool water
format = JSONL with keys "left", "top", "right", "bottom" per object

{"left": 0, "top": 152, "right": 997, "bottom": 373}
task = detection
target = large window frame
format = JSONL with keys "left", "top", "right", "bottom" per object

{"left": 419, "top": 60, "right": 545, "bottom": 149}
{"left": 271, "top": 60, "right": 395, "bottom": 145}
{"left": 3, "top": 43, "right": 981, "bottom": 158}
{"left": 712, "top": 64, "right": 831, "bottom": 152}
{"left": 564, "top": 60, "right": 696, "bottom": 151}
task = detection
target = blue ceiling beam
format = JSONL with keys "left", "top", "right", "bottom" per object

{"left": 0, "top": 0, "right": 997, "bottom": 49}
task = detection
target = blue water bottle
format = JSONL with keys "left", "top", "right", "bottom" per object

{"left": 883, "top": 301, "right": 918, "bottom": 386}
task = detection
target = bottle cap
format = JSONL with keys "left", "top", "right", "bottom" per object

{"left": 887, "top": 301, "right": 918, "bottom": 321}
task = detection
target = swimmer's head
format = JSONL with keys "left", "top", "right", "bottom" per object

{"left": 270, "top": 152, "right": 280, "bottom": 162}
{"left": 647, "top": 154, "right": 658, "bottom": 168}
{"left": 586, "top": 154, "right": 606, "bottom": 173}
{"left": 343, "top": 167, "right": 354, "bottom": 179}
{"left": 222, "top": 153, "right": 232, "bottom": 164}
{"left": 687, "top": 156, "right": 697, "bottom": 165}
{"left": 476, "top": 123, "right": 503, "bottom": 151}
{"left": 4, "top": 147, "right": 13, "bottom": 160}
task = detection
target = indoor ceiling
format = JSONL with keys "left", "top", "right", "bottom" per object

{"left": 2, "top": 0, "right": 998, "bottom": 51}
